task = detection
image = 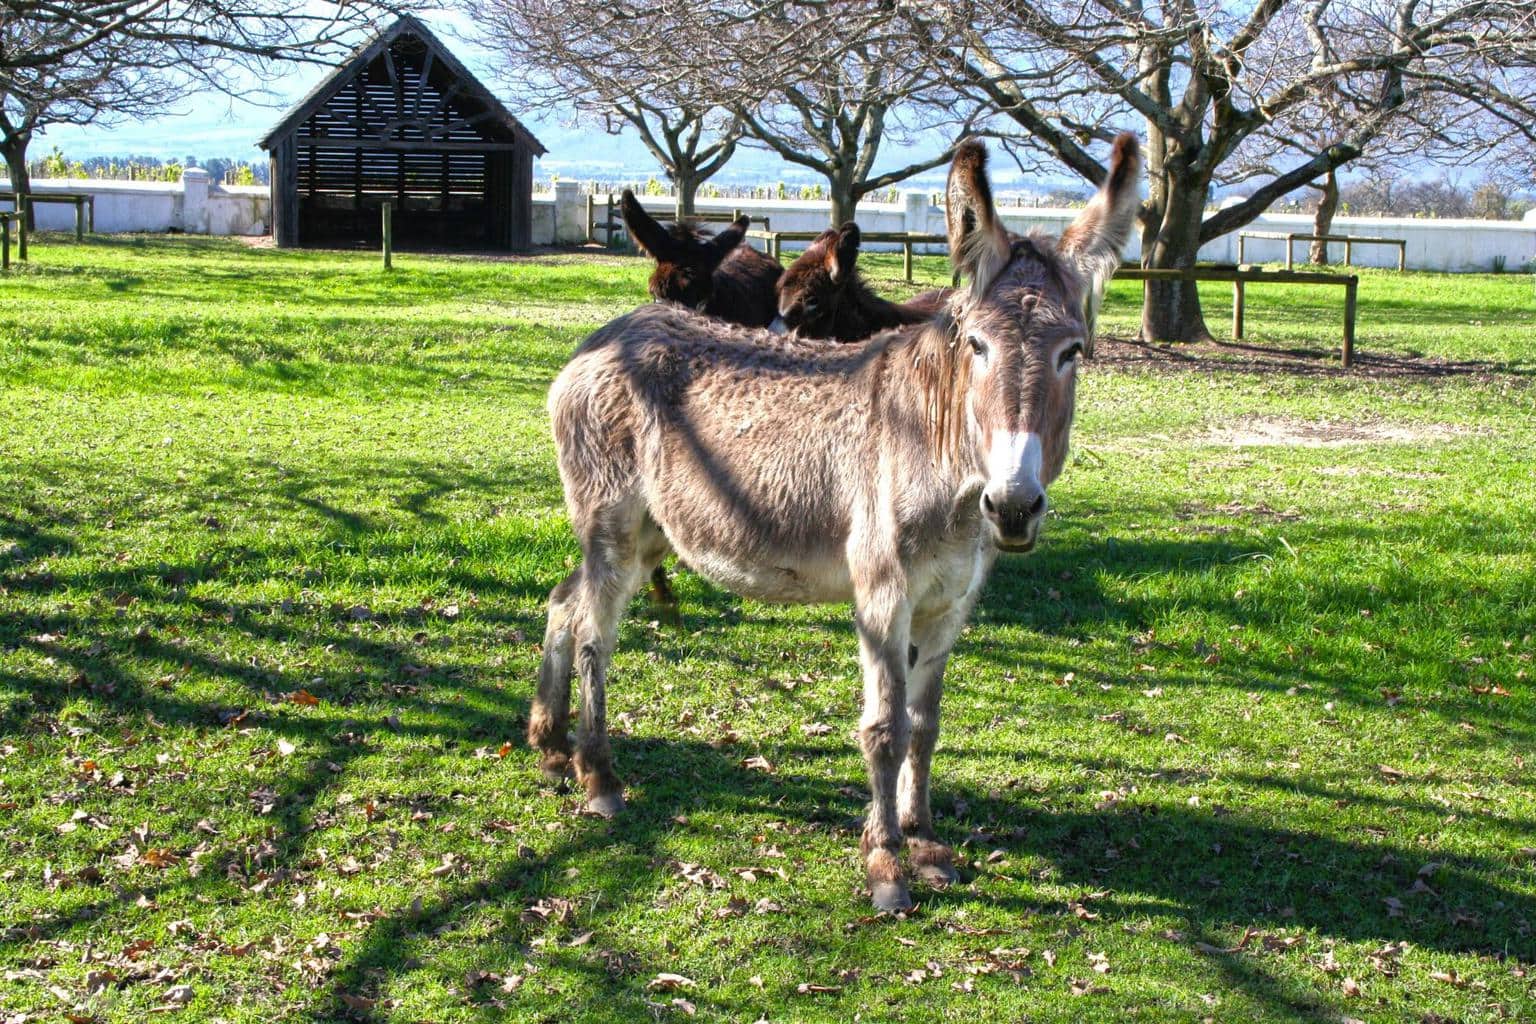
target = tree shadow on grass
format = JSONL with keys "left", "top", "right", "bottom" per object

{"left": 316, "top": 731, "right": 1534, "bottom": 1021}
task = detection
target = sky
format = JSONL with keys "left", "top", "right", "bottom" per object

{"left": 26, "top": 12, "right": 1050, "bottom": 195}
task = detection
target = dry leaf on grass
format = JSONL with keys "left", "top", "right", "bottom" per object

{"left": 645, "top": 974, "right": 696, "bottom": 994}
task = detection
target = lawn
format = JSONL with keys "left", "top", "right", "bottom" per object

{"left": 1, "top": 235, "right": 1533, "bottom": 1024}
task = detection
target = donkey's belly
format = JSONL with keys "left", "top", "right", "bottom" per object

{"left": 674, "top": 546, "right": 854, "bottom": 605}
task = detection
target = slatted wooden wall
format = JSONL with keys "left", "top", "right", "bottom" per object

{"left": 276, "top": 33, "right": 535, "bottom": 250}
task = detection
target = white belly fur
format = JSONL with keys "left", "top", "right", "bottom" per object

{"left": 680, "top": 547, "right": 855, "bottom": 605}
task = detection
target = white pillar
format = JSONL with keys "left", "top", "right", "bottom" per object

{"left": 553, "top": 180, "right": 585, "bottom": 245}
{"left": 903, "top": 190, "right": 936, "bottom": 254}
{"left": 181, "top": 167, "right": 210, "bottom": 234}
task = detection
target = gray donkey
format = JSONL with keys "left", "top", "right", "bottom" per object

{"left": 533, "top": 135, "right": 1142, "bottom": 912}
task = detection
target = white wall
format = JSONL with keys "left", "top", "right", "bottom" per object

{"left": 6, "top": 174, "right": 1533, "bottom": 271}
{"left": 579, "top": 194, "right": 1536, "bottom": 273}
{"left": 0, "top": 174, "right": 268, "bottom": 236}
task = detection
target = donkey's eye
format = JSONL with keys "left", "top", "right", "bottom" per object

{"left": 1057, "top": 342, "right": 1083, "bottom": 371}
{"left": 804, "top": 298, "right": 819, "bottom": 313}
{"left": 967, "top": 334, "right": 987, "bottom": 356}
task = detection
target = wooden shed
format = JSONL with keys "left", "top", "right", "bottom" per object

{"left": 259, "top": 16, "right": 545, "bottom": 251}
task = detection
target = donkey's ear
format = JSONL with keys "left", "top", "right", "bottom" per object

{"left": 828, "top": 222, "right": 861, "bottom": 282}
{"left": 707, "top": 217, "right": 750, "bottom": 258}
{"left": 1058, "top": 133, "right": 1143, "bottom": 353}
{"left": 620, "top": 189, "right": 675, "bottom": 260}
{"left": 946, "top": 140, "right": 1012, "bottom": 298}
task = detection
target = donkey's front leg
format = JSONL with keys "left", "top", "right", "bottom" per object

{"left": 853, "top": 579, "right": 914, "bottom": 913}
{"left": 899, "top": 604, "right": 970, "bottom": 888}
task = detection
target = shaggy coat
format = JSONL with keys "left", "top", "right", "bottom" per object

{"left": 536, "top": 135, "right": 1143, "bottom": 912}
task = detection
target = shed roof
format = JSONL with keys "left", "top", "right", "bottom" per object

{"left": 259, "top": 16, "right": 545, "bottom": 156}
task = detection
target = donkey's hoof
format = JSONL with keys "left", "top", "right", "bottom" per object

{"left": 914, "top": 861, "right": 961, "bottom": 888}
{"left": 583, "top": 791, "right": 626, "bottom": 818}
{"left": 538, "top": 752, "right": 573, "bottom": 783}
{"left": 870, "top": 881, "right": 915, "bottom": 914}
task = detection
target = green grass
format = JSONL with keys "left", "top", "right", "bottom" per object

{"left": 1, "top": 235, "right": 1533, "bottom": 1023}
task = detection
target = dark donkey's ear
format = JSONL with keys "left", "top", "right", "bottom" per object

{"left": 945, "top": 141, "right": 1012, "bottom": 300}
{"left": 620, "top": 189, "right": 676, "bottom": 260}
{"left": 828, "top": 222, "right": 861, "bottom": 282}
{"left": 706, "top": 216, "right": 752, "bottom": 260}
{"left": 1058, "top": 133, "right": 1142, "bottom": 355}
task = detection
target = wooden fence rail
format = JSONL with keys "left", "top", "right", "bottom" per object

{"left": 1237, "top": 230, "right": 1405, "bottom": 272}
{"left": 0, "top": 192, "right": 95, "bottom": 246}
{"left": 746, "top": 228, "right": 949, "bottom": 283}
{"left": 586, "top": 194, "right": 771, "bottom": 247}
{"left": 1115, "top": 266, "right": 1360, "bottom": 366}
{"left": 0, "top": 211, "right": 11, "bottom": 270}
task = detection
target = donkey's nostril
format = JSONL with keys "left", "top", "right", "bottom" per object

{"left": 1028, "top": 493, "right": 1046, "bottom": 518}
{"left": 981, "top": 493, "right": 997, "bottom": 516}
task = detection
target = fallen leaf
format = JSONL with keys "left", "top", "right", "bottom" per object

{"left": 647, "top": 973, "right": 696, "bottom": 992}
{"left": 1341, "top": 977, "right": 1362, "bottom": 997}
{"left": 741, "top": 755, "right": 775, "bottom": 773}
{"left": 277, "top": 739, "right": 296, "bottom": 757}
{"left": 286, "top": 690, "right": 320, "bottom": 707}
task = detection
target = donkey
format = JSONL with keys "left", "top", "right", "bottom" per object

{"left": 619, "top": 190, "right": 782, "bottom": 328}
{"left": 534, "top": 135, "right": 1141, "bottom": 913}
{"left": 774, "top": 222, "right": 950, "bottom": 342}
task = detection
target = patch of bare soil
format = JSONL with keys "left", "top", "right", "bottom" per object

{"left": 1093, "top": 335, "right": 1532, "bottom": 382}
{"left": 1207, "top": 417, "right": 1471, "bottom": 448}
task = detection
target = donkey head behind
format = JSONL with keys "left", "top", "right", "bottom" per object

{"left": 620, "top": 189, "right": 752, "bottom": 312}
{"left": 774, "top": 222, "right": 863, "bottom": 337}
{"left": 938, "top": 132, "right": 1141, "bottom": 553}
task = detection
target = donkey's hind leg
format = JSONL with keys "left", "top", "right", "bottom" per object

{"left": 570, "top": 526, "right": 651, "bottom": 817}
{"left": 530, "top": 568, "right": 583, "bottom": 781}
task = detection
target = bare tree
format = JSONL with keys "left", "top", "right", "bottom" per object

{"left": 457, "top": 0, "right": 741, "bottom": 217}
{"left": 1, "top": 0, "right": 411, "bottom": 223}
{"left": 716, "top": 2, "right": 978, "bottom": 224}
{"left": 918, "top": 1, "right": 1536, "bottom": 341}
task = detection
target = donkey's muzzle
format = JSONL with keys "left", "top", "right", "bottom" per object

{"left": 982, "top": 488, "right": 1046, "bottom": 552}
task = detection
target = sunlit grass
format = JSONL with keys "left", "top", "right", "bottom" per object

{"left": 1, "top": 236, "right": 1532, "bottom": 1023}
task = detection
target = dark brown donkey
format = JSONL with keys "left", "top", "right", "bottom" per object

{"left": 774, "top": 222, "right": 950, "bottom": 342}
{"left": 536, "top": 135, "right": 1142, "bottom": 912}
{"left": 619, "top": 190, "right": 782, "bottom": 327}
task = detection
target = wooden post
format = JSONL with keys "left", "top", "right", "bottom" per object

{"left": 1232, "top": 278, "right": 1245, "bottom": 340}
{"left": 1, "top": 214, "right": 9, "bottom": 270}
{"left": 1344, "top": 238, "right": 1352, "bottom": 267}
{"left": 1396, "top": 241, "right": 1405, "bottom": 272}
{"left": 75, "top": 198, "right": 85, "bottom": 242}
{"left": 1342, "top": 275, "right": 1357, "bottom": 367}
{"left": 88, "top": 195, "right": 95, "bottom": 233}
{"left": 381, "top": 201, "right": 393, "bottom": 270}
{"left": 771, "top": 233, "right": 782, "bottom": 263}
{"left": 903, "top": 238, "right": 914, "bottom": 283}
{"left": 1237, "top": 234, "right": 1246, "bottom": 265}
{"left": 1284, "top": 232, "right": 1294, "bottom": 271}
{"left": 585, "top": 193, "right": 594, "bottom": 244}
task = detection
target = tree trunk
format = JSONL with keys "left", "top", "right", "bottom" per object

{"left": 828, "top": 174, "right": 857, "bottom": 226}
{"left": 1309, "top": 169, "right": 1339, "bottom": 265}
{"left": 1, "top": 138, "right": 33, "bottom": 231}
{"left": 1139, "top": 172, "right": 1215, "bottom": 343}
{"left": 673, "top": 168, "right": 699, "bottom": 218}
